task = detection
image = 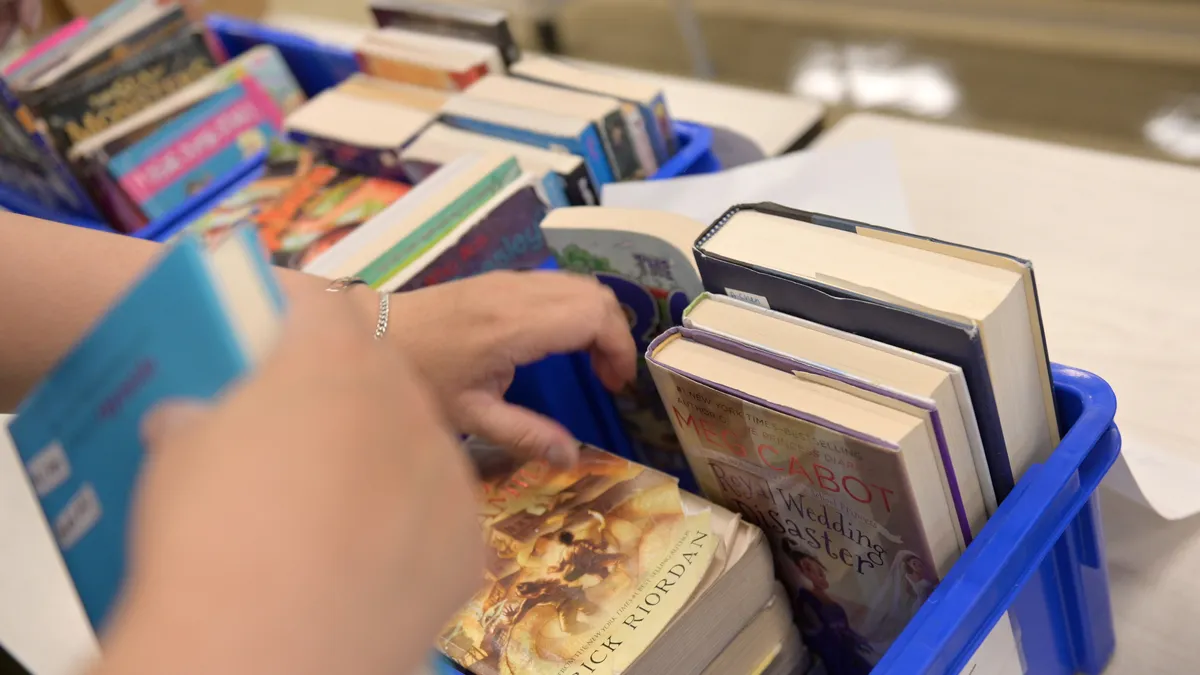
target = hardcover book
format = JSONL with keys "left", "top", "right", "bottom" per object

{"left": 646, "top": 327, "right": 962, "bottom": 673}
{"left": 6, "top": 226, "right": 285, "bottom": 629}
{"left": 692, "top": 202, "right": 1059, "bottom": 502}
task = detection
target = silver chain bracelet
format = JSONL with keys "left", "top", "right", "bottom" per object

{"left": 325, "top": 276, "right": 390, "bottom": 340}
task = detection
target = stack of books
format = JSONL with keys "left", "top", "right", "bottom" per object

{"left": 1, "top": 0, "right": 684, "bottom": 248}
{"left": 540, "top": 202, "right": 1058, "bottom": 674}
{"left": 0, "top": 0, "right": 305, "bottom": 232}
{"left": 5, "top": 199, "right": 1060, "bottom": 675}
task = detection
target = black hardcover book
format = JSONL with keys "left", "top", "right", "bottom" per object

{"left": 692, "top": 201, "right": 1018, "bottom": 501}
{"left": 370, "top": 0, "right": 520, "bottom": 67}
{"left": 559, "top": 159, "right": 598, "bottom": 206}
{"left": 28, "top": 26, "right": 216, "bottom": 151}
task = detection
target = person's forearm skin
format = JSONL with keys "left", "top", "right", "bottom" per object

{"left": 0, "top": 214, "right": 329, "bottom": 412}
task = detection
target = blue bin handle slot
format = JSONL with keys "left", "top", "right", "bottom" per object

{"left": 875, "top": 364, "right": 1120, "bottom": 675}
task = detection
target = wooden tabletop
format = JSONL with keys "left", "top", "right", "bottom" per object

{"left": 816, "top": 111, "right": 1200, "bottom": 675}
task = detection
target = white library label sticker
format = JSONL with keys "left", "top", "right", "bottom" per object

{"left": 27, "top": 441, "right": 71, "bottom": 496}
{"left": 55, "top": 484, "right": 102, "bottom": 551}
{"left": 725, "top": 288, "right": 771, "bottom": 308}
{"left": 959, "top": 612, "right": 1026, "bottom": 675}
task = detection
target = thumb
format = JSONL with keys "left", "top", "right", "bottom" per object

{"left": 140, "top": 400, "right": 211, "bottom": 449}
{"left": 460, "top": 395, "right": 580, "bottom": 469}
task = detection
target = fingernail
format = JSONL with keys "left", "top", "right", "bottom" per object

{"left": 545, "top": 441, "right": 581, "bottom": 469}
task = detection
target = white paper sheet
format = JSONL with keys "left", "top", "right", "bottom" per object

{"left": 602, "top": 139, "right": 913, "bottom": 233}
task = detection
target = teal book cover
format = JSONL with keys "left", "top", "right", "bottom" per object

{"left": 7, "top": 227, "right": 285, "bottom": 630}
{"left": 107, "top": 79, "right": 283, "bottom": 220}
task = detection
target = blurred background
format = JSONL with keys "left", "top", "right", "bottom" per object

{"left": 10, "top": 0, "right": 1200, "bottom": 164}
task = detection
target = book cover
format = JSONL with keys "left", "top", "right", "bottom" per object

{"left": 29, "top": 26, "right": 217, "bottom": 151}
{"left": 647, "top": 93, "right": 678, "bottom": 159}
{"left": 646, "top": 328, "right": 943, "bottom": 673}
{"left": 183, "top": 139, "right": 411, "bottom": 270}
{"left": 596, "top": 107, "right": 642, "bottom": 182}
{"left": 355, "top": 156, "right": 522, "bottom": 288}
{"left": 440, "top": 106, "right": 615, "bottom": 186}
{"left": 370, "top": 0, "right": 520, "bottom": 67}
{"left": 396, "top": 183, "right": 551, "bottom": 291}
{"left": 439, "top": 445, "right": 718, "bottom": 675}
{"left": 106, "top": 79, "right": 282, "bottom": 220}
{"left": 6, "top": 227, "right": 285, "bottom": 630}
{"left": 546, "top": 229, "right": 704, "bottom": 490}
{"left": 0, "top": 79, "right": 100, "bottom": 217}
{"left": 692, "top": 202, "right": 1014, "bottom": 501}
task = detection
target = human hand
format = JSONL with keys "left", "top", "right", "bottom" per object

{"left": 387, "top": 270, "right": 636, "bottom": 467}
{"left": 0, "top": 0, "right": 40, "bottom": 51}
{"left": 96, "top": 287, "right": 483, "bottom": 675}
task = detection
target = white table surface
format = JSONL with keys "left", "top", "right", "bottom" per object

{"left": 816, "top": 112, "right": 1200, "bottom": 675}
{"left": 263, "top": 13, "right": 826, "bottom": 159}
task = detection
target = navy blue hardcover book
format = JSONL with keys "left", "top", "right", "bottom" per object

{"left": 691, "top": 202, "right": 1019, "bottom": 502}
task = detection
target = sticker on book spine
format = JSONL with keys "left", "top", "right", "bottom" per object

{"left": 54, "top": 484, "right": 102, "bottom": 551}
{"left": 26, "top": 440, "right": 71, "bottom": 496}
{"left": 725, "top": 287, "right": 771, "bottom": 308}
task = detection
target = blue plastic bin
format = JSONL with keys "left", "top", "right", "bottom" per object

{"left": 0, "top": 16, "right": 721, "bottom": 234}
{"left": 436, "top": 365, "right": 1120, "bottom": 673}
{"left": 877, "top": 364, "right": 1120, "bottom": 675}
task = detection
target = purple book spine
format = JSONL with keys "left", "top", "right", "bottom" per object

{"left": 398, "top": 185, "right": 550, "bottom": 291}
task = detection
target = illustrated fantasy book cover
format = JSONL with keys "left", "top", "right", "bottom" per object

{"left": 184, "top": 139, "right": 411, "bottom": 270}
{"left": 646, "top": 330, "right": 946, "bottom": 675}
{"left": 441, "top": 445, "right": 718, "bottom": 675}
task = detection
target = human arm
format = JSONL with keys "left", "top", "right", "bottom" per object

{"left": 0, "top": 215, "right": 636, "bottom": 464}
{"left": 89, "top": 284, "right": 483, "bottom": 675}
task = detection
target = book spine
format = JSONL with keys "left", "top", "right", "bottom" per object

{"left": 648, "top": 93, "right": 678, "bottom": 158}
{"left": 73, "top": 155, "right": 149, "bottom": 233}
{"left": 596, "top": 109, "right": 640, "bottom": 181}
{"left": 638, "top": 99, "right": 671, "bottom": 165}
{"left": 397, "top": 184, "right": 550, "bottom": 290}
{"left": 357, "top": 157, "right": 522, "bottom": 286}
{"left": 536, "top": 172, "right": 570, "bottom": 209}
{"left": 620, "top": 102, "right": 658, "bottom": 176}
{"left": 558, "top": 161, "right": 598, "bottom": 206}
{"left": 439, "top": 112, "right": 615, "bottom": 186}
{"left": 31, "top": 29, "right": 218, "bottom": 151}
{"left": 691, "top": 241, "right": 1015, "bottom": 501}
{"left": 370, "top": 6, "right": 520, "bottom": 67}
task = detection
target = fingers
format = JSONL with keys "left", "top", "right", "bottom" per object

{"left": 141, "top": 400, "right": 211, "bottom": 449}
{"left": 488, "top": 271, "right": 637, "bottom": 392}
{"left": 458, "top": 391, "right": 580, "bottom": 469}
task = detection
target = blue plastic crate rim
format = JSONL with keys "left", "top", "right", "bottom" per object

{"left": 876, "top": 363, "right": 1120, "bottom": 674}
